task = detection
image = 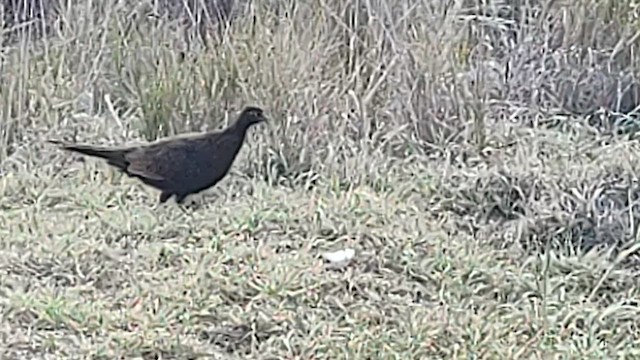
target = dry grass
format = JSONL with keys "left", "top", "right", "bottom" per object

{"left": 2, "top": 0, "right": 640, "bottom": 358}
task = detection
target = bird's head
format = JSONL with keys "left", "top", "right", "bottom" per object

{"left": 237, "top": 106, "right": 267, "bottom": 128}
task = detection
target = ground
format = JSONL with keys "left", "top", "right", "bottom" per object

{"left": 1, "top": 0, "right": 640, "bottom": 359}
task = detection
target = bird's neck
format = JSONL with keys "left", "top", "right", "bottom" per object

{"left": 232, "top": 119, "right": 251, "bottom": 133}
{"left": 222, "top": 121, "right": 250, "bottom": 144}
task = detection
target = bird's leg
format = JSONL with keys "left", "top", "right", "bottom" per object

{"left": 185, "top": 200, "right": 204, "bottom": 212}
{"left": 175, "top": 194, "right": 198, "bottom": 217}
{"left": 177, "top": 204, "right": 194, "bottom": 217}
{"left": 175, "top": 193, "right": 187, "bottom": 205}
{"left": 159, "top": 192, "right": 172, "bottom": 204}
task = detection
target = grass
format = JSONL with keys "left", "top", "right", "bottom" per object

{"left": 2, "top": 0, "right": 640, "bottom": 358}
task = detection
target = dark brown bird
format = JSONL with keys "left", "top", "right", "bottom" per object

{"left": 49, "top": 106, "right": 267, "bottom": 204}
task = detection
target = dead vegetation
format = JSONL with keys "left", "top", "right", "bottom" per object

{"left": 1, "top": 0, "right": 640, "bottom": 358}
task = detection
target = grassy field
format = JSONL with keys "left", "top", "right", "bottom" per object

{"left": 2, "top": 0, "right": 640, "bottom": 358}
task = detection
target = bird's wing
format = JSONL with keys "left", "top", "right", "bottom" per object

{"left": 126, "top": 163, "right": 166, "bottom": 181}
{"left": 123, "top": 145, "right": 171, "bottom": 182}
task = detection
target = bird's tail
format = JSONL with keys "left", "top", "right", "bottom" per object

{"left": 48, "top": 140, "right": 130, "bottom": 170}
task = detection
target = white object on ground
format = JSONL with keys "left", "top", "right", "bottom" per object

{"left": 322, "top": 248, "right": 356, "bottom": 264}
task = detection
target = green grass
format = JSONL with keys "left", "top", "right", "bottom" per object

{"left": 1, "top": 0, "right": 640, "bottom": 358}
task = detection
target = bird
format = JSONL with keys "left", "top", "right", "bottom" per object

{"left": 48, "top": 106, "right": 267, "bottom": 205}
